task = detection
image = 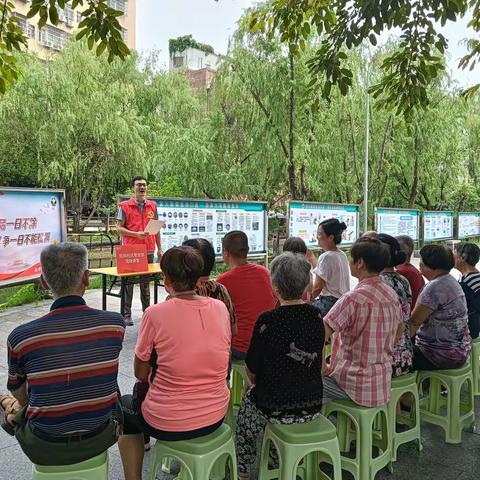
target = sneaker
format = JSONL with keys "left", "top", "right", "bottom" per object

{"left": 123, "top": 315, "right": 133, "bottom": 326}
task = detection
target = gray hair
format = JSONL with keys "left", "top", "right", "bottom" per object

{"left": 270, "top": 252, "right": 311, "bottom": 300}
{"left": 40, "top": 242, "right": 88, "bottom": 295}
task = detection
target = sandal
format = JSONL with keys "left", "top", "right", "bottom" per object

{"left": 0, "top": 395, "right": 18, "bottom": 436}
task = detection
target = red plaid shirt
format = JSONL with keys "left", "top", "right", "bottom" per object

{"left": 324, "top": 276, "right": 403, "bottom": 407}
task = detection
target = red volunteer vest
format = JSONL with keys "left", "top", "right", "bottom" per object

{"left": 119, "top": 197, "right": 157, "bottom": 253}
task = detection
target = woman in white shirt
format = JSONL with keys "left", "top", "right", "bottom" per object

{"left": 312, "top": 218, "right": 350, "bottom": 316}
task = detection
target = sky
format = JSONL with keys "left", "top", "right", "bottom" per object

{"left": 136, "top": 0, "right": 477, "bottom": 88}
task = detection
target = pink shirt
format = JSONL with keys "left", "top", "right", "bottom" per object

{"left": 324, "top": 276, "right": 403, "bottom": 407}
{"left": 135, "top": 297, "right": 231, "bottom": 431}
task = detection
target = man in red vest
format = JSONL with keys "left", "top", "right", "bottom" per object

{"left": 117, "top": 176, "right": 163, "bottom": 325}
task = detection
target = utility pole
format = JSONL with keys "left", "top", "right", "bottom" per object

{"left": 363, "top": 59, "right": 371, "bottom": 233}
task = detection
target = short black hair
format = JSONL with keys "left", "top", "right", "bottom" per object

{"left": 455, "top": 242, "right": 480, "bottom": 267}
{"left": 222, "top": 231, "right": 249, "bottom": 258}
{"left": 283, "top": 237, "right": 307, "bottom": 255}
{"left": 419, "top": 244, "right": 454, "bottom": 271}
{"left": 182, "top": 238, "right": 215, "bottom": 276}
{"left": 351, "top": 237, "right": 390, "bottom": 273}
{"left": 131, "top": 176, "right": 147, "bottom": 187}
{"left": 160, "top": 246, "right": 204, "bottom": 291}
{"left": 377, "top": 233, "right": 407, "bottom": 268}
{"left": 396, "top": 235, "right": 414, "bottom": 259}
{"left": 319, "top": 218, "right": 347, "bottom": 245}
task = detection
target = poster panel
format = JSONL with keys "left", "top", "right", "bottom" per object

{"left": 376, "top": 208, "right": 420, "bottom": 241}
{"left": 458, "top": 212, "right": 480, "bottom": 239}
{"left": 288, "top": 201, "right": 359, "bottom": 247}
{"left": 423, "top": 211, "right": 454, "bottom": 241}
{"left": 0, "top": 188, "right": 66, "bottom": 287}
{"left": 119, "top": 196, "right": 268, "bottom": 256}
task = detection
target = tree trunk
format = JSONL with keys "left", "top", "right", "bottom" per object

{"left": 408, "top": 133, "right": 420, "bottom": 208}
{"left": 287, "top": 54, "right": 297, "bottom": 199}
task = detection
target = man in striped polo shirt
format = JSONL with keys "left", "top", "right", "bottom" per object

{"left": 1, "top": 243, "right": 125, "bottom": 465}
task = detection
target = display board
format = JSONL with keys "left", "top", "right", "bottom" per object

{"left": 458, "top": 212, "right": 480, "bottom": 239}
{"left": 288, "top": 201, "right": 360, "bottom": 247}
{"left": 423, "top": 211, "right": 454, "bottom": 241}
{"left": 375, "top": 208, "right": 420, "bottom": 240}
{"left": 118, "top": 196, "right": 268, "bottom": 256}
{"left": 0, "top": 188, "right": 66, "bottom": 287}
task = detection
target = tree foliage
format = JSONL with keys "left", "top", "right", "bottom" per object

{"left": 168, "top": 35, "right": 215, "bottom": 56}
{"left": 0, "top": 0, "right": 128, "bottom": 95}
{"left": 248, "top": 0, "right": 480, "bottom": 119}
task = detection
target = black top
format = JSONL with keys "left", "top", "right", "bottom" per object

{"left": 246, "top": 304, "right": 324, "bottom": 416}
{"left": 460, "top": 272, "right": 480, "bottom": 339}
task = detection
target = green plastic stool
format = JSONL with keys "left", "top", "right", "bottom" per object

{"left": 417, "top": 363, "right": 475, "bottom": 444}
{"left": 149, "top": 423, "right": 237, "bottom": 480}
{"left": 388, "top": 373, "right": 422, "bottom": 462}
{"left": 323, "top": 399, "right": 391, "bottom": 480}
{"left": 32, "top": 451, "right": 108, "bottom": 480}
{"left": 258, "top": 415, "right": 342, "bottom": 480}
{"left": 230, "top": 360, "right": 249, "bottom": 413}
{"left": 471, "top": 338, "right": 480, "bottom": 396}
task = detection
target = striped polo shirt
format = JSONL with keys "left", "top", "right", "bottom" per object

{"left": 7, "top": 296, "right": 125, "bottom": 437}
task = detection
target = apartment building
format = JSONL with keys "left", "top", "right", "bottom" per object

{"left": 11, "top": 0, "right": 136, "bottom": 57}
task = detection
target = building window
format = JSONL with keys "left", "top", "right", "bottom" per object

{"left": 14, "top": 14, "right": 35, "bottom": 39}
{"left": 173, "top": 56, "right": 184, "bottom": 68}
{"left": 107, "top": 0, "right": 125, "bottom": 13}
{"left": 39, "top": 25, "right": 68, "bottom": 51}
{"left": 76, "top": 11, "right": 83, "bottom": 23}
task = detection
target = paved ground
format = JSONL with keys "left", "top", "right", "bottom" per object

{"left": 0, "top": 260, "right": 479, "bottom": 479}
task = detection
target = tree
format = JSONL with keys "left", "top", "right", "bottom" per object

{"left": 248, "top": 0, "right": 480, "bottom": 119}
{"left": 0, "top": 0, "right": 129, "bottom": 94}
{"left": 0, "top": 40, "right": 148, "bottom": 230}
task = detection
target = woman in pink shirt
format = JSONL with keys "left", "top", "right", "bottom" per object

{"left": 118, "top": 246, "right": 231, "bottom": 480}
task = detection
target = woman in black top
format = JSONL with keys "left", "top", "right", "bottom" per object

{"left": 454, "top": 242, "right": 480, "bottom": 339}
{"left": 235, "top": 252, "right": 324, "bottom": 479}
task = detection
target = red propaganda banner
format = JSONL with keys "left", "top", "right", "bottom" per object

{"left": 116, "top": 245, "right": 149, "bottom": 274}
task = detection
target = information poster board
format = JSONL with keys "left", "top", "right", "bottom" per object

{"left": 0, "top": 188, "right": 66, "bottom": 287}
{"left": 119, "top": 196, "right": 268, "bottom": 256}
{"left": 423, "top": 211, "right": 454, "bottom": 241}
{"left": 458, "top": 212, "right": 480, "bottom": 239}
{"left": 288, "top": 201, "right": 360, "bottom": 247}
{"left": 375, "top": 208, "right": 420, "bottom": 240}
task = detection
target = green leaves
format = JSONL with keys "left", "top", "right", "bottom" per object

{"left": 246, "top": 0, "right": 475, "bottom": 121}
{"left": 0, "top": 1, "right": 130, "bottom": 95}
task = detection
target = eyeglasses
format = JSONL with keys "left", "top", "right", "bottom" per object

{"left": 135, "top": 183, "right": 147, "bottom": 188}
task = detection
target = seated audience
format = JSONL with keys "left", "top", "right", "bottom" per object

{"left": 235, "top": 252, "right": 324, "bottom": 479}
{"left": 183, "top": 238, "right": 237, "bottom": 335}
{"left": 119, "top": 246, "right": 231, "bottom": 480}
{"left": 312, "top": 219, "right": 350, "bottom": 316}
{"left": 411, "top": 244, "right": 471, "bottom": 370}
{"left": 396, "top": 234, "right": 425, "bottom": 307}
{"left": 454, "top": 242, "right": 480, "bottom": 339}
{"left": 377, "top": 234, "right": 414, "bottom": 377}
{"left": 217, "top": 231, "right": 277, "bottom": 360}
{"left": 0, "top": 243, "right": 124, "bottom": 465}
{"left": 322, "top": 237, "right": 403, "bottom": 406}
{"left": 283, "top": 236, "right": 315, "bottom": 301}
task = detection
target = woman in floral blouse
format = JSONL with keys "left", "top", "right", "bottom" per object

{"left": 378, "top": 233, "right": 414, "bottom": 377}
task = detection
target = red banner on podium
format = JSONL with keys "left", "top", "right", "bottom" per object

{"left": 116, "top": 245, "right": 148, "bottom": 274}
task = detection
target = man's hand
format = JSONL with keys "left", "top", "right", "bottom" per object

{"left": 136, "top": 231, "right": 149, "bottom": 239}
{"left": 159, "top": 220, "right": 167, "bottom": 229}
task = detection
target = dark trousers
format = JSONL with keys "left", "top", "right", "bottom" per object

{"left": 12, "top": 407, "right": 119, "bottom": 466}
{"left": 123, "top": 253, "right": 154, "bottom": 316}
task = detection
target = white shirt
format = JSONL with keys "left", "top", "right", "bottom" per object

{"left": 314, "top": 250, "right": 350, "bottom": 298}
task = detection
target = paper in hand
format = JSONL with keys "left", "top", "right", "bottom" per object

{"left": 144, "top": 219, "right": 163, "bottom": 235}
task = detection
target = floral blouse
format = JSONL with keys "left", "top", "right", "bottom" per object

{"left": 381, "top": 271, "right": 414, "bottom": 377}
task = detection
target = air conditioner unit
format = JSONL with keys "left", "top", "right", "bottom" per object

{"left": 66, "top": 19, "right": 74, "bottom": 27}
